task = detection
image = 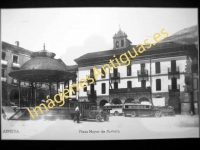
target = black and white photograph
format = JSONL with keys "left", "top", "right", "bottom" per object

{"left": 0, "top": 8, "right": 199, "bottom": 140}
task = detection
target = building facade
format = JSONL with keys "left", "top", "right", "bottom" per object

{"left": 74, "top": 29, "right": 199, "bottom": 114}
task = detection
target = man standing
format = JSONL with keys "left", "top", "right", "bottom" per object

{"left": 74, "top": 105, "right": 80, "bottom": 123}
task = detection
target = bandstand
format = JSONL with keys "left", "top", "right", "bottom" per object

{"left": 8, "top": 46, "right": 76, "bottom": 120}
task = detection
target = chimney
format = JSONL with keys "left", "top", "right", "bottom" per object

{"left": 15, "top": 41, "right": 19, "bottom": 47}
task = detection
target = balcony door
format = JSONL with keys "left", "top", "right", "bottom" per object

{"left": 171, "top": 60, "right": 176, "bottom": 72}
{"left": 171, "top": 78, "right": 177, "bottom": 89}
{"left": 90, "top": 84, "right": 94, "bottom": 93}
{"left": 114, "top": 68, "right": 118, "bottom": 77}
{"left": 141, "top": 80, "right": 146, "bottom": 88}
{"left": 141, "top": 63, "right": 145, "bottom": 75}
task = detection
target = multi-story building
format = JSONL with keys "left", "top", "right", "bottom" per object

{"left": 74, "top": 29, "right": 198, "bottom": 114}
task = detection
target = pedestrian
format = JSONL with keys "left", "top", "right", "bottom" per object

{"left": 74, "top": 104, "right": 80, "bottom": 123}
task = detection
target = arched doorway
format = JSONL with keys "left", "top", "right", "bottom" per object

{"left": 2, "top": 88, "right": 7, "bottom": 106}
{"left": 111, "top": 98, "right": 122, "bottom": 104}
{"left": 168, "top": 96, "right": 181, "bottom": 114}
{"left": 99, "top": 99, "right": 108, "bottom": 108}
{"left": 10, "top": 89, "right": 19, "bottom": 106}
{"left": 124, "top": 98, "right": 134, "bottom": 104}
{"left": 139, "top": 97, "right": 149, "bottom": 102}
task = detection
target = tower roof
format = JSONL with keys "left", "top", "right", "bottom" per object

{"left": 113, "top": 29, "right": 127, "bottom": 38}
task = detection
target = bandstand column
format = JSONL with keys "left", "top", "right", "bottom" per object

{"left": 18, "top": 80, "right": 21, "bottom": 108}
{"left": 35, "top": 75, "right": 37, "bottom": 107}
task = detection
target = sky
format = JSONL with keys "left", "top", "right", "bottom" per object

{"left": 1, "top": 8, "right": 198, "bottom": 65}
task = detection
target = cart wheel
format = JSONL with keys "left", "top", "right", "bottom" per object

{"left": 155, "top": 111, "right": 161, "bottom": 117}
{"left": 131, "top": 111, "right": 136, "bottom": 117}
{"left": 96, "top": 115, "right": 102, "bottom": 122}
{"left": 114, "top": 111, "right": 119, "bottom": 116}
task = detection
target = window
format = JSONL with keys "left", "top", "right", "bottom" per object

{"left": 101, "top": 68, "right": 106, "bottom": 78}
{"left": 127, "top": 65, "right": 131, "bottom": 76}
{"left": 127, "top": 81, "right": 132, "bottom": 88}
{"left": 83, "top": 85, "right": 87, "bottom": 92}
{"left": 116, "top": 41, "right": 119, "bottom": 48}
{"left": 114, "top": 82, "right": 118, "bottom": 89}
{"left": 114, "top": 68, "right": 118, "bottom": 77}
{"left": 141, "top": 63, "right": 145, "bottom": 74}
{"left": 171, "top": 78, "right": 177, "bottom": 89}
{"left": 102, "top": 83, "right": 106, "bottom": 94}
{"left": 13, "top": 55, "right": 18, "bottom": 63}
{"left": 90, "top": 69, "right": 94, "bottom": 78}
{"left": 2, "top": 52, "right": 6, "bottom": 60}
{"left": 2, "top": 69, "right": 5, "bottom": 77}
{"left": 72, "top": 78, "right": 76, "bottom": 84}
{"left": 171, "top": 60, "right": 176, "bottom": 72}
{"left": 72, "top": 88, "right": 76, "bottom": 95}
{"left": 141, "top": 80, "right": 146, "bottom": 88}
{"left": 90, "top": 84, "right": 95, "bottom": 93}
{"left": 155, "top": 62, "right": 160, "bottom": 74}
{"left": 121, "top": 40, "right": 124, "bottom": 47}
{"left": 156, "top": 79, "right": 161, "bottom": 91}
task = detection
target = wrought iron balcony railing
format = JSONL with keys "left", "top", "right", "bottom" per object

{"left": 110, "top": 72, "right": 120, "bottom": 78}
{"left": 137, "top": 69, "right": 148, "bottom": 76}
{"left": 168, "top": 84, "right": 180, "bottom": 91}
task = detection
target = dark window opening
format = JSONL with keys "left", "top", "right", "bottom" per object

{"left": 84, "top": 86, "right": 87, "bottom": 92}
{"left": 101, "top": 68, "right": 106, "bottom": 78}
{"left": 171, "top": 60, "right": 176, "bottom": 72}
{"left": 127, "top": 81, "right": 132, "bottom": 88}
{"left": 141, "top": 80, "right": 146, "bottom": 88}
{"left": 2, "top": 69, "right": 5, "bottom": 77}
{"left": 72, "top": 78, "right": 76, "bottom": 84}
{"left": 171, "top": 78, "right": 177, "bottom": 89}
{"left": 90, "top": 69, "right": 94, "bottom": 78}
{"left": 114, "top": 68, "right": 118, "bottom": 77}
{"left": 127, "top": 65, "right": 131, "bottom": 76}
{"left": 114, "top": 82, "right": 118, "bottom": 89}
{"left": 121, "top": 40, "right": 124, "bottom": 47}
{"left": 141, "top": 63, "right": 145, "bottom": 74}
{"left": 102, "top": 83, "right": 106, "bottom": 94}
{"left": 13, "top": 55, "right": 18, "bottom": 63}
{"left": 156, "top": 79, "right": 161, "bottom": 91}
{"left": 72, "top": 88, "right": 76, "bottom": 95}
{"left": 155, "top": 62, "right": 160, "bottom": 74}
{"left": 90, "top": 84, "right": 94, "bottom": 93}
{"left": 116, "top": 41, "right": 119, "bottom": 48}
{"left": 2, "top": 52, "right": 6, "bottom": 60}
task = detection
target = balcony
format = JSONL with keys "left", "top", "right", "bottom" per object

{"left": 109, "top": 87, "right": 151, "bottom": 94}
{"left": 1, "top": 77, "right": 7, "bottom": 82}
{"left": 137, "top": 69, "right": 149, "bottom": 81}
{"left": 1, "top": 60, "right": 8, "bottom": 66}
{"left": 110, "top": 72, "right": 120, "bottom": 83}
{"left": 168, "top": 84, "right": 180, "bottom": 92}
{"left": 168, "top": 67, "right": 180, "bottom": 79}
{"left": 12, "top": 63, "right": 21, "bottom": 69}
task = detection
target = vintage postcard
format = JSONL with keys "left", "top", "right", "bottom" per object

{"left": 1, "top": 8, "right": 199, "bottom": 140}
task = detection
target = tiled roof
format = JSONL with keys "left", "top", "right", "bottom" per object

{"left": 2, "top": 41, "right": 33, "bottom": 55}
{"left": 66, "top": 65, "right": 78, "bottom": 71}
{"left": 74, "top": 42, "right": 184, "bottom": 62}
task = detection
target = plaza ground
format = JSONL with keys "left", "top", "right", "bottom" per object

{"left": 1, "top": 115, "right": 199, "bottom": 140}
